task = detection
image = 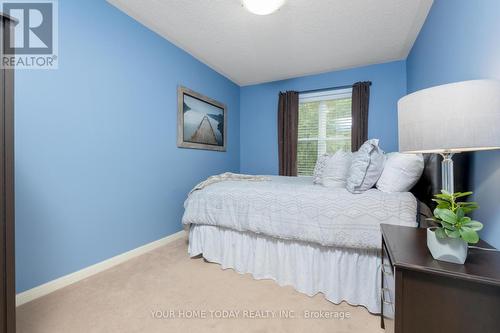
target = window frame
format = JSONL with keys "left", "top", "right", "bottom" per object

{"left": 297, "top": 87, "right": 353, "bottom": 176}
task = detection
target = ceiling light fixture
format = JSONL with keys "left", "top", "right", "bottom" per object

{"left": 242, "top": 0, "right": 285, "bottom": 15}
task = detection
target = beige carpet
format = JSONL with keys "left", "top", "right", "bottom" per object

{"left": 17, "top": 237, "right": 383, "bottom": 333}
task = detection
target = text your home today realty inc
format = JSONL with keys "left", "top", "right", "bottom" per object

{"left": 151, "top": 309, "right": 352, "bottom": 320}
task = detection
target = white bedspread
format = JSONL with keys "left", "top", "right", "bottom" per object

{"left": 182, "top": 176, "right": 417, "bottom": 250}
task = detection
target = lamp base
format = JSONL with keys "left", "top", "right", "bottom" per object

{"left": 440, "top": 152, "right": 454, "bottom": 193}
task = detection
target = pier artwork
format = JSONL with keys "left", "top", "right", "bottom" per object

{"left": 190, "top": 115, "right": 218, "bottom": 145}
{"left": 178, "top": 86, "right": 227, "bottom": 151}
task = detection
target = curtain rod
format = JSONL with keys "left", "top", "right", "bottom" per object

{"left": 299, "top": 82, "right": 372, "bottom": 94}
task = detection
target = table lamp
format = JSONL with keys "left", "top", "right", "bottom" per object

{"left": 398, "top": 79, "right": 500, "bottom": 194}
{"left": 398, "top": 79, "right": 500, "bottom": 264}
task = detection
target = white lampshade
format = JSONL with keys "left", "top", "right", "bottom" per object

{"left": 398, "top": 80, "right": 500, "bottom": 153}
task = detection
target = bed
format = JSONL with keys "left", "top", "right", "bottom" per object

{"left": 182, "top": 154, "right": 470, "bottom": 314}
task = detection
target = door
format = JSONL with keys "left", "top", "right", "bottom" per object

{"left": 0, "top": 13, "right": 15, "bottom": 333}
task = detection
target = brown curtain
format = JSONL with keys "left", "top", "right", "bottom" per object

{"left": 351, "top": 81, "right": 371, "bottom": 151}
{"left": 278, "top": 91, "right": 299, "bottom": 176}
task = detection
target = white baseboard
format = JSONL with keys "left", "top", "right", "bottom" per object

{"left": 16, "top": 230, "right": 186, "bottom": 307}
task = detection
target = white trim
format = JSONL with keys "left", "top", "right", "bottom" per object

{"left": 16, "top": 230, "right": 186, "bottom": 307}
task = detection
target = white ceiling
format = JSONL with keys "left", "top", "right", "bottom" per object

{"left": 108, "top": 0, "right": 433, "bottom": 86}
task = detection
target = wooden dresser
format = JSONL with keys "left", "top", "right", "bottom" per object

{"left": 380, "top": 224, "right": 500, "bottom": 333}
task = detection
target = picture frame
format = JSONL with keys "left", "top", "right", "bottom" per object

{"left": 177, "top": 86, "right": 227, "bottom": 152}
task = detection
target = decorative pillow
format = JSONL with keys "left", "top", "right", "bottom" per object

{"left": 312, "top": 154, "right": 332, "bottom": 184}
{"left": 321, "top": 150, "right": 353, "bottom": 188}
{"left": 376, "top": 153, "right": 424, "bottom": 192}
{"left": 346, "top": 139, "right": 386, "bottom": 194}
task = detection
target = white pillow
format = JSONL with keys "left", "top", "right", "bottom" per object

{"left": 376, "top": 153, "right": 424, "bottom": 192}
{"left": 321, "top": 150, "right": 352, "bottom": 188}
{"left": 312, "top": 154, "right": 332, "bottom": 184}
{"left": 346, "top": 139, "right": 386, "bottom": 194}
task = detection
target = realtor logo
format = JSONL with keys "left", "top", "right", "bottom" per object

{"left": 1, "top": 0, "right": 58, "bottom": 69}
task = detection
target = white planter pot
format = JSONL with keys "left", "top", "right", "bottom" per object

{"left": 426, "top": 228, "right": 468, "bottom": 264}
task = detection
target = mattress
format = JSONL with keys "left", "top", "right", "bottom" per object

{"left": 182, "top": 176, "right": 418, "bottom": 250}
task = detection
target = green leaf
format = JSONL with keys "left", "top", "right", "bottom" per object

{"left": 457, "top": 201, "right": 478, "bottom": 206}
{"left": 433, "top": 201, "right": 452, "bottom": 210}
{"left": 463, "top": 220, "right": 483, "bottom": 231}
{"left": 434, "top": 208, "right": 457, "bottom": 224}
{"left": 434, "top": 228, "right": 446, "bottom": 239}
{"left": 432, "top": 198, "right": 451, "bottom": 206}
{"left": 456, "top": 207, "right": 465, "bottom": 221}
{"left": 459, "top": 227, "right": 479, "bottom": 244}
{"left": 445, "top": 228, "right": 460, "bottom": 238}
{"left": 459, "top": 216, "right": 472, "bottom": 224}
{"left": 460, "top": 207, "right": 476, "bottom": 214}
{"left": 457, "top": 202, "right": 478, "bottom": 211}
{"left": 434, "top": 193, "right": 452, "bottom": 201}
{"left": 440, "top": 221, "right": 455, "bottom": 230}
{"left": 454, "top": 191, "right": 473, "bottom": 198}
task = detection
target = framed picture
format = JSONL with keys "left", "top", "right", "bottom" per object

{"left": 177, "top": 86, "right": 227, "bottom": 151}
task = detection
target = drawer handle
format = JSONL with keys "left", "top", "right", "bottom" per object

{"left": 381, "top": 264, "right": 393, "bottom": 276}
{"left": 381, "top": 288, "right": 392, "bottom": 305}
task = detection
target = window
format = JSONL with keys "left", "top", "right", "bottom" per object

{"left": 297, "top": 88, "right": 352, "bottom": 176}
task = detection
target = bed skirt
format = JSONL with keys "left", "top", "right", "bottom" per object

{"left": 188, "top": 225, "right": 381, "bottom": 314}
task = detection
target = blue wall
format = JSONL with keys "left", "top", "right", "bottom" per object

{"left": 407, "top": 0, "right": 500, "bottom": 248}
{"left": 240, "top": 61, "right": 407, "bottom": 174}
{"left": 15, "top": 0, "right": 240, "bottom": 292}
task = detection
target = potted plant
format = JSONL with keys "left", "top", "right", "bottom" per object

{"left": 426, "top": 191, "right": 483, "bottom": 264}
